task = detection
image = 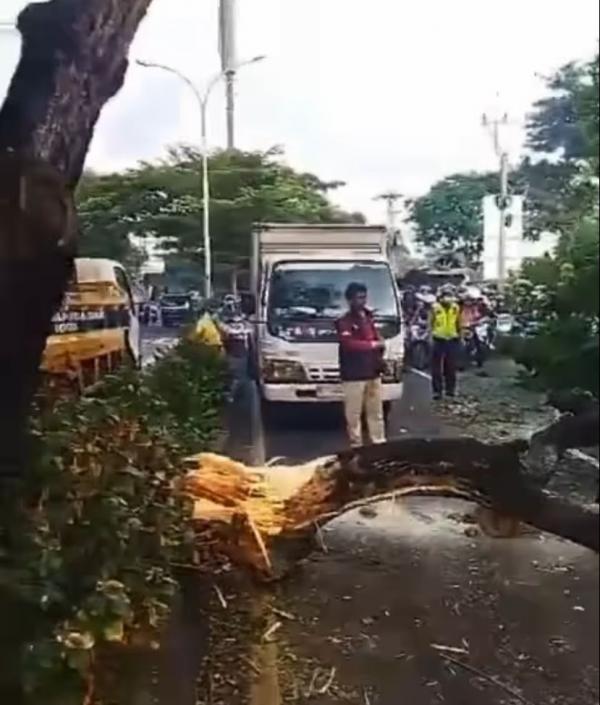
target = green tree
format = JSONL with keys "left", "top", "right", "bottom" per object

{"left": 409, "top": 171, "right": 498, "bottom": 260}
{"left": 410, "top": 55, "right": 599, "bottom": 262}
{"left": 507, "top": 55, "right": 599, "bottom": 394}
{"left": 76, "top": 147, "right": 364, "bottom": 277}
{"left": 526, "top": 61, "right": 592, "bottom": 159}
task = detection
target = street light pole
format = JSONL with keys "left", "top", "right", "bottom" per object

{"left": 137, "top": 56, "right": 264, "bottom": 299}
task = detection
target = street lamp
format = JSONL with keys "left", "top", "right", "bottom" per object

{"left": 136, "top": 55, "right": 265, "bottom": 299}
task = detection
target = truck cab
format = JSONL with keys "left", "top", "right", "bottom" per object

{"left": 251, "top": 224, "right": 404, "bottom": 406}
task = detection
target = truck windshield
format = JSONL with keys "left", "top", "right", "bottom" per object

{"left": 268, "top": 261, "right": 399, "bottom": 320}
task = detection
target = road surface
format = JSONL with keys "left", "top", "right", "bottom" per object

{"left": 141, "top": 325, "right": 179, "bottom": 366}
{"left": 119, "top": 361, "right": 598, "bottom": 705}
{"left": 217, "top": 367, "right": 599, "bottom": 705}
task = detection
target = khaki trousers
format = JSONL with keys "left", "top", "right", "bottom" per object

{"left": 342, "top": 378, "right": 386, "bottom": 448}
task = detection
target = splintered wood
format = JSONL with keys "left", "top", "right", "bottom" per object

{"left": 181, "top": 438, "right": 599, "bottom": 580}
{"left": 181, "top": 453, "right": 337, "bottom": 577}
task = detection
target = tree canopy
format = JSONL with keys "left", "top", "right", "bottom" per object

{"left": 505, "top": 55, "right": 599, "bottom": 394}
{"left": 409, "top": 55, "right": 599, "bottom": 261}
{"left": 407, "top": 172, "right": 498, "bottom": 260}
{"left": 77, "top": 146, "right": 365, "bottom": 277}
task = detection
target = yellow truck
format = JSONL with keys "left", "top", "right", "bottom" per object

{"left": 42, "top": 258, "right": 142, "bottom": 389}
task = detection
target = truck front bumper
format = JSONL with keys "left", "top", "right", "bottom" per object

{"left": 261, "top": 381, "right": 404, "bottom": 404}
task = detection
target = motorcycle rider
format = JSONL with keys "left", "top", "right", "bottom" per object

{"left": 459, "top": 287, "right": 489, "bottom": 368}
{"left": 404, "top": 286, "right": 435, "bottom": 368}
{"left": 401, "top": 285, "right": 418, "bottom": 319}
{"left": 217, "top": 295, "right": 250, "bottom": 403}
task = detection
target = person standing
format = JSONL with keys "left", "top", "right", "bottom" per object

{"left": 429, "top": 285, "right": 461, "bottom": 401}
{"left": 336, "top": 283, "right": 386, "bottom": 448}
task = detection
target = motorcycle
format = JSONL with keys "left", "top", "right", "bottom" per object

{"left": 462, "top": 319, "right": 491, "bottom": 368}
{"left": 407, "top": 321, "right": 431, "bottom": 371}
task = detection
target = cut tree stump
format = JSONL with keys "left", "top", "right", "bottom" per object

{"left": 182, "top": 438, "right": 599, "bottom": 580}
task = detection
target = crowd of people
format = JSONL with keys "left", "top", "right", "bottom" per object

{"left": 402, "top": 283, "right": 496, "bottom": 397}
{"left": 334, "top": 281, "right": 500, "bottom": 446}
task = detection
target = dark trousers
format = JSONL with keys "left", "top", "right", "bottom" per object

{"left": 431, "top": 338, "right": 459, "bottom": 396}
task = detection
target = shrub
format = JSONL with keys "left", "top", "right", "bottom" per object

{"left": 1, "top": 341, "right": 225, "bottom": 704}
{"left": 506, "top": 218, "right": 599, "bottom": 396}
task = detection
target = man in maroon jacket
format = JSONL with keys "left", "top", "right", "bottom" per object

{"left": 336, "top": 283, "right": 386, "bottom": 448}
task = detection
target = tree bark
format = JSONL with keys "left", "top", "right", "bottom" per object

{"left": 0, "top": 0, "right": 153, "bottom": 485}
{"left": 184, "top": 439, "right": 599, "bottom": 580}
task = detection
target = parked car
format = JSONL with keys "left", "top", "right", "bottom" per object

{"left": 159, "top": 293, "right": 193, "bottom": 328}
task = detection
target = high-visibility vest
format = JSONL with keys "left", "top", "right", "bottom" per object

{"left": 431, "top": 302, "right": 460, "bottom": 339}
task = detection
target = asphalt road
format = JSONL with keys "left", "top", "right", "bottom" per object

{"left": 223, "top": 367, "right": 457, "bottom": 465}
{"left": 141, "top": 325, "right": 180, "bottom": 366}
{"left": 120, "top": 348, "right": 598, "bottom": 705}
{"left": 220, "top": 367, "right": 599, "bottom": 705}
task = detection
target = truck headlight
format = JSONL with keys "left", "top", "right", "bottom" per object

{"left": 382, "top": 359, "right": 403, "bottom": 383}
{"left": 262, "top": 358, "right": 307, "bottom": 383}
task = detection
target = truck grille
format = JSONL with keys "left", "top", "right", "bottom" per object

{"left": 307, "top": 366, "right": 340, "bottom": 382}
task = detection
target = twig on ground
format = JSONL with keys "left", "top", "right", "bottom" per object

{"left": 317, "top": 666, "right": 337, "bottom": 695}
{"left": 262, "top": 620, "right": 282, "bottom": 642}
{"left": 431, "top": 643, "right": 469, "bottom": 656}
{"left": 272, "top": 606, "right": 296, "bottom": 621}
{"left": 240, "top": 654, "right": 261, "bottom": 676}
{"left": 213, "top": 583, "right": 228, "bottom": 609}
{"left": 439, "top": 653, "right": 536, "bottom": 705}
{"left": 305, "top": 668, "right": 320, "bottom": 698}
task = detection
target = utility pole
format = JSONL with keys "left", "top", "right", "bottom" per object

{"left": 225, "top": 70, "right": 235, "bottom": 150}
{"left": 375, "top": 191, "right": 403, "bottom": 237}
{"left": 482, "top": 112, "right": 510, "bottom": 286}
{"left": 375, "top": 191, "right": 406, "bottom": 275}
{"left": 219, "top": 0, "right": 237, "bottom": 150}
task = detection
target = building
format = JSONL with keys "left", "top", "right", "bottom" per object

{"left": 482, "top": 195, "right": 559, "bottom": 281}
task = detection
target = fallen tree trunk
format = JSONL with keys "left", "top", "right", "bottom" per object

{"left": 183, "top": 438, "right": 599, "bottom": 580}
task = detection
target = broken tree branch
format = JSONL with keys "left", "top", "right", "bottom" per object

{"left": 182, "top": 438, "right": 599, "bottom": 580}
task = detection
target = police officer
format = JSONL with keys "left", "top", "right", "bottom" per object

{"left": 429, "top": 285, "right": 461, "bottom": 401}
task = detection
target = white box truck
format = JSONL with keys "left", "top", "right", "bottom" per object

{"left": 249, "top": 223, "right": 404, "bottom": 407}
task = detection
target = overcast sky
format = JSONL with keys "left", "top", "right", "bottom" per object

{"left": 1, "top": 0, "right": 598, "bottom": 220}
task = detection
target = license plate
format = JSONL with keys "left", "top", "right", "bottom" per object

{"left": 317, "top": 384, "right": 343, "bottom": 399}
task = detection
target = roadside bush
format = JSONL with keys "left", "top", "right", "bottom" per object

{"left": 506, "top": 218, "right": 599, "bottom": 397}
{"left": 1, "top": 341, "right": 225, "bottom": 704}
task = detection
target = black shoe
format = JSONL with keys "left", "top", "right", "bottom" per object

{"left": 433, "top": 394, "right": 443, "bottom": 401}
{"left": 446, "top": 391, "right": 456, "bottom": 399}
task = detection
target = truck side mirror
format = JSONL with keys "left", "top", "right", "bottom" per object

{"left": 240, "top": 293, "right": 256, "bottom": 316}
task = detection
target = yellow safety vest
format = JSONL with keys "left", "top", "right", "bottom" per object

{"left": 191, "top": 313, "right": 223, "bottom": 349}
{"left": 431, "top": 302, "right": 460, "bottom": 340}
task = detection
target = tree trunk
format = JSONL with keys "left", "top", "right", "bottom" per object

{"left": 183, "top": 439, "right": 599, "bottom": 580}
{"left": 0, "top": 0, "right": 153, "bottom": 486}
{"left": 0, "top": 3, "right": 153, "bottom": 700}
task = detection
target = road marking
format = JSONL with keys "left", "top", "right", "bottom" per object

{"left": 408, "top": 368, "right": 432, "bottom": 380}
